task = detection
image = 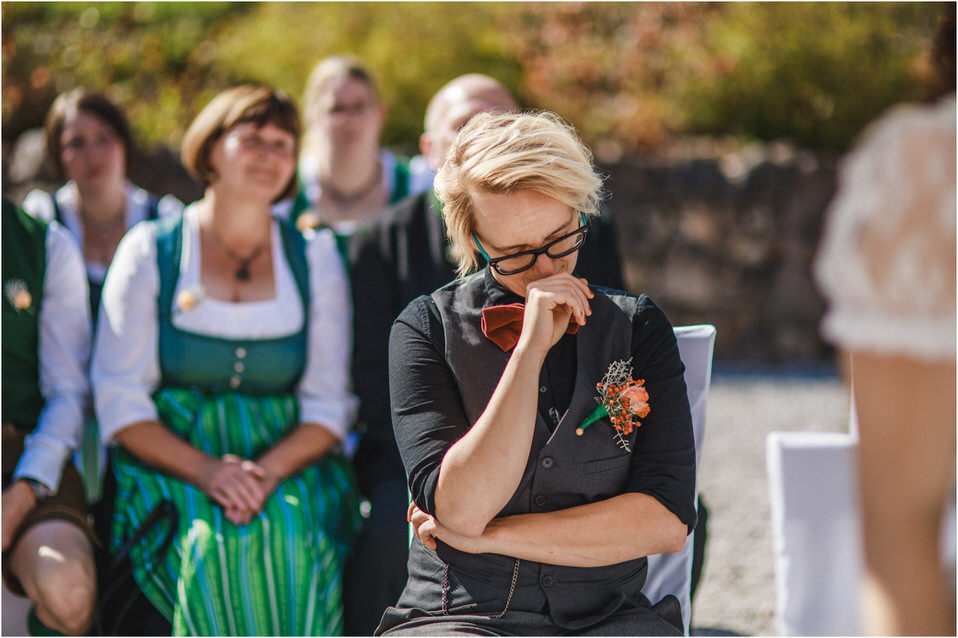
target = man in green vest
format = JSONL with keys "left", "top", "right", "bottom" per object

{"left": 2, "top": 199, "right": 97, "bottom": 635}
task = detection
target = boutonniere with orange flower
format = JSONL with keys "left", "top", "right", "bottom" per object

{"left": 296, "top": 209, "right": 322, "bottom": 234}
{"left": 5, "top": 279, "right": 33, "bottom": 313}
{"left": 575, "top": 358, "right": 650, "bottom": 453}
{"left": 174, "top": 284, "right": 206, "bottom": 315}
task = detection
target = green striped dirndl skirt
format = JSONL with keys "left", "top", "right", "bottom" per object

{"left": 111, "top": 388, "right": 362, "bottom": 636}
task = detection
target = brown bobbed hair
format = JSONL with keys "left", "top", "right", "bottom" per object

{"left": 180, "top": 85, "right": 301, "bottom": 202}
{"left": 44, "top": 88, "right": 134, "bottom": 180}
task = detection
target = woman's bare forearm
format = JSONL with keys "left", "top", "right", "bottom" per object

{"left": 426, "top": 493, "right": 686, "bottom": 567}
{"left": 433, "top": 274, "right": 594, "bottom": 537}
{"left": 434, "top": 343, "right": 545, "bottom": 536}
{"left": 114, "top": 420, "right": 217, "bottom": 486}
{"left": 255, "top": 423, "right": 338, "bottom": 482}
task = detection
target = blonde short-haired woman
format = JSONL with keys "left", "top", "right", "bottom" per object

{"left": 379, "top": 112, "right": 695, "bottom": 636}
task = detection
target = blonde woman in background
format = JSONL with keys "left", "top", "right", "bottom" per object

{"left": 281, "top": 55, "right": 414, "bottom": 244}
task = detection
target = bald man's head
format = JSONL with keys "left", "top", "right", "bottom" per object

{"left": 420, "top": 74, "right": 518, "bottom": 171}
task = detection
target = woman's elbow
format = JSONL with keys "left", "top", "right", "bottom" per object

{"left": 434, "top": 504, "right": 490, "bottom": 539}
{"left": 660, "top": 517, "right": 689, "bottom": 554}
{"left": 112, "top": 423, "right": 139, "bottom": 448}
{"left": 663, "top": 529, "right": 688, "bottom": 554}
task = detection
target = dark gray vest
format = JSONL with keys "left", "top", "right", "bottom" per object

{"left": 398, "top": 272, "right": 652, "bottom": 631}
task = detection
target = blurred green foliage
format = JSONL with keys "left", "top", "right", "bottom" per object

{"left": 1, "top": 1, "right": 946, "bottom": 156}
{"left": 2, "top": 2, "right": 252, "bottom": 147}
{"left": 204, "top": 2, "right": 523, "bottom": 149}
{"left": 676, "top": 2, "right": 942, "bottom": 149}
{"left": 1, "top": 1, "right": 524, "bottom": 154}
{"left": 501, "top": 3, "right": 723, "bottom": 154}
{"left": 500, "top": 2, "right": 944, "bottom": 154}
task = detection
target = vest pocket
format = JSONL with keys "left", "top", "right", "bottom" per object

{"left": 582, "top": 453, "right": 630, "bottom": 474}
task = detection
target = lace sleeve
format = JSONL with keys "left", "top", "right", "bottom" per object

{"left": 814, "top": 96, "right": 956, "bottom": 361}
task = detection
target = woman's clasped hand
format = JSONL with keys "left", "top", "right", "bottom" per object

{"left": 518, "top": 273, "right": 594, "bottom": 355}
{"left": 200, "top": 454, "right": 278, "bottom": 525}
{"left": 407, "top": 501, "right": 495, "bottom": 555}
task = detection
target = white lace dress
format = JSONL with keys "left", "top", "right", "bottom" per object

{"left": 815, "top": 95, "right": 957, "bottom": 606}
{"left": 814, "top": 96, "right": 956, "bottom": 361}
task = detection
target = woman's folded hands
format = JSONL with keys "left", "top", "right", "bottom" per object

{"left": 201, "top": 454, "right": 279, "bottom": 525}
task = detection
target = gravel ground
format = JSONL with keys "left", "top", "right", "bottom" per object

{"left": 690, "top": 368, "right": 850, "bottom": 636}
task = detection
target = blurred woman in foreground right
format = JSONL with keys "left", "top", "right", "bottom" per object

{"left": 814, "top": 15, "right": 956, "bottom": 635}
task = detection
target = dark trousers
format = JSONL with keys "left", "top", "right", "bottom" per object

{"left": 96, "top": 558, "right": 171, "bottom": 637}
{"left": 344, "top": 478, "right": 410, "bottom": 636}
{"left": 94, "top": 455, "right": 171, "bottom": 636}
{"left": 379, "top": 599, "right": 683, "bottom": 636}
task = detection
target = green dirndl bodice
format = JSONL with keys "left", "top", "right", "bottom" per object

{"left": 110, "top": 216, "right": 361, "bottom": 635}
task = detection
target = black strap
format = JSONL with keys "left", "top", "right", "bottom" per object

{"left": 94, "top": 499, "right": 178, "bottom": 636}
{"left": 49, "top": 191, "right": 63, "bottom": 224}
{"left": 146, "top": 193, "right": 160, "bottom": 221}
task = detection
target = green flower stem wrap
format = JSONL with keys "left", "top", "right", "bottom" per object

{"left": 576, "top": 403, "right": 608, "bottom": 436}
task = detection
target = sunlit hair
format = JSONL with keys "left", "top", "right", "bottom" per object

{"left": 44, "top": 88, "right": 134, "bottom": 180}
{"left": 302, "top": 54, "right": 380, "bottom": 126}
{"left": 435, "top": 111, "right": 605, "bottom": 277}
{"left": 181, "top": 84, "right": 301, "bottom": 202}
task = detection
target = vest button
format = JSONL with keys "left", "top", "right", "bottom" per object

{"left": 235, "top": 347, "right": 247, "bottom": 359}
{"left": 229, "top": 375, "right": 241, "bottom": 389}
{"left": 541, "top": 457, "right": 554, "bottom": 469}
{"left": 541, "top": 575, "right": 554, "bottom": 588}
{"left": 539, "top": 385, "right": 547, "bottom": 393}
{"left": 234, "top": 362, "right": 245, "bottom": 373}
{"left": 534, "top": 494, "right": 546, "bottom": 507}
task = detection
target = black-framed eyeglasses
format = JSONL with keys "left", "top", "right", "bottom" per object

{"left": 473, "top": 212, "right": 589, "bottom": 276}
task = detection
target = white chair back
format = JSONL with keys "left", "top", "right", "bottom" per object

{"left": 642, "top": 324, "right": 716, "bottom": 635}
{"left": 765, "top": 430, "right": 863, "bottom": 636}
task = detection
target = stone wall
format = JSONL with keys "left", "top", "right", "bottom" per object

{"left": 3, "top": 132, "right": 840, "bottom": 364}
{"left": 603, "top": 145, "right": 839, "bottom": 364}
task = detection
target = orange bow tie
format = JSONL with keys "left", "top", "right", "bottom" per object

{"left": 480, "top": 303, "right": 580, "bottom": 352}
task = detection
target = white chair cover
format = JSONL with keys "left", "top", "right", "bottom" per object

{"left": 643, "top": 324, "right": 716, "bottom": 635}
{"left": 766, "top": 430, "right": 863, "bottom": 636}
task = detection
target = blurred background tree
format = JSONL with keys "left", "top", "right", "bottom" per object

{"left": 675, "top": 2, "right": 942, "bottom": 150}
{"left": 2, "top": 2, "right": 251, "bottom": 148}
{"left": 1, "top": 1, "right": 947, "bottom": 158}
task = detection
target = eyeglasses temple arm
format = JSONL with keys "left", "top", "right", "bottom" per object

{"left": 472, "top": 232, "right": 492, "bottom": 261}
